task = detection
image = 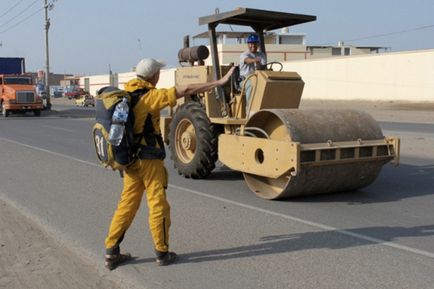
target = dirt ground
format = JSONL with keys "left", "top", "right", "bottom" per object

{"left": 0, "top": 199, "right": 120, "bottom": 289}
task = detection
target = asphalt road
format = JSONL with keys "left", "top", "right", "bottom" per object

{"left": 0, "top": 100, "right": 433, "bottom": 289}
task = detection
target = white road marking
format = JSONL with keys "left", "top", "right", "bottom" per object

{"left": 0, "top": 136, "right": 99, "bottom": 168}
{"left": 1, "top": 136, "right": 433, "bottom": 260}
{"left": 170, "top": 184, "right": 434, "bottom": 259}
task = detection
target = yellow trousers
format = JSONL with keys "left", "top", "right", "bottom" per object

{"left": 105, "top": 159, "right": 170, "bottom": 254}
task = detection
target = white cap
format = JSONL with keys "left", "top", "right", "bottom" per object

{"left": 135, "top": 58, "right": 166, "bottom": 79}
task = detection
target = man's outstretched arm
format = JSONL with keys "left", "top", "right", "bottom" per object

{"left": 175, "top": 67, "right": 235, "bottom": 98}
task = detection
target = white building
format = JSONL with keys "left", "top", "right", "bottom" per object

{"left": 78, "top": 31, "right": 434, "bottom": 103}
{"left": 192, "top": 30, "right": 389, "bottom": 64}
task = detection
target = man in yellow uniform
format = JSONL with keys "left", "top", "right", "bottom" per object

{"left": 104, "top": 58, "right": 234, "bottom": 270}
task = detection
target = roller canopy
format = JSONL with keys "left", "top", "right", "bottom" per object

{"left": 199, "top": 7, "right": 316, "bottom": 31}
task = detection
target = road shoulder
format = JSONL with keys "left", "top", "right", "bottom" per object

{"left": 0, "top": 198, "right": 119, "bottom": 289}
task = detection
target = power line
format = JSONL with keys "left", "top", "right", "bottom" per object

{"left": 0, "top": 7, "right": 43, "bottom": 34}
{"left": 0, "top": 0, "right": 25, "bottom": 18}
{"left": 0, "top": 0, "right": 39, "bottom": 27}
{"left": 344, "top": 24, "right": 434, "bottom": 43}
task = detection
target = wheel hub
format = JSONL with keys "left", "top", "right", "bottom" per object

{"left": 175, "top": 118, "right": 197, "bottom": 163}
{"left": 181, "top": 131, "right": 194, "bottom": 150}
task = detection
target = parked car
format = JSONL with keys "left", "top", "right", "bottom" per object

{"left": 66, "top": 88, "right": 87, "bottom": 100}
{"left": 53, "top": 91, "right": 63, "bottom": 98}
{"left": 75, "top": 95, "right": 95, "bottom": 107}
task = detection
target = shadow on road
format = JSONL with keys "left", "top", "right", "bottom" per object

{"left": 170, "top": 162, "right": 434, "bottom": 204}
{"left": 288, "top": 164, "right": 434, "bottom": 205}
{"left": 175, "top": 224, "right": 434, "bottom": 264}
{"left": 205, "top": 169, "right": 244, "bottom": 181}
{"left": 199, "top": 162, "right": 434, "bottom": 204}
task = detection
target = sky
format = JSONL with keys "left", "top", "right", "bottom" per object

{"left": 0, "top": 0, "right": 433, "bottom": 75}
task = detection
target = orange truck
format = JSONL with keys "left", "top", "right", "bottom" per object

{"left": 0, "top": 57, "right": 43, "bottom": 117}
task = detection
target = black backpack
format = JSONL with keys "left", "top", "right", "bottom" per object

{"left": 92, "top": 86, "right": 145, "bottom": 171}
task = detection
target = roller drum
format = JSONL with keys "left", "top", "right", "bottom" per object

{"left": 244, "top": 109, "right": 388, "bottom": 199}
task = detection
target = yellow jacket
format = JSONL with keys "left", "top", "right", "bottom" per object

{"left": 124, "top": 78, "right": 177, "bottom": 136}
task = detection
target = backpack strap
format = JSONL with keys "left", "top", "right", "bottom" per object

{"left": 137, "top": 114, "right": 166, "bottom": 160}
{"left": 97, "top": 86, "right": 119, "bottom": 95}
{"left": 128, "top": 88, "right": 148, "bottom": 108}
{"left": 126, "top": 87, "right": 166, "bottom": 160}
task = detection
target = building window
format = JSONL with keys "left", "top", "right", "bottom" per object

{"left": 332, "top": 47, "right": 351, "bottom": 56}
{"left": 332, "top": 48, "right": 341, "bottom": 56}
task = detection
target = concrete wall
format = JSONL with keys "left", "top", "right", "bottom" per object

{"left": 283, "top": 49, "right": 434, "bottom": 102}
{"left": 80, "top": 49, "right": 434, "bottom": 102}
{"left": 79, "top": 74, "right": 110, "bottom": 96}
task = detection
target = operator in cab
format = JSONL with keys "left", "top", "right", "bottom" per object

{"left": 239, "top": 34, "right": 267, "bottom": 107}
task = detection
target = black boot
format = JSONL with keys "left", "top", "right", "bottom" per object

{"left": 156, "top": 251, "right": 177, "bottom": 266}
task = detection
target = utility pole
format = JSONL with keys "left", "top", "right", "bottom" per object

{"left": 108, "top": 64, "right": 113, "bottom": 86}
{"left": 44, "top": 0, "right": 51, "bottom": 110}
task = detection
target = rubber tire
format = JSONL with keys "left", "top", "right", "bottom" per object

{"left": 34, "top": 110, "right": 41, "bottom": 117}
{"left": 169, "top": 102, "right": 219, "bottom": 179}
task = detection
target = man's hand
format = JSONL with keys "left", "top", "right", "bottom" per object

{"left": 244, "top": 57, "right": 262, "bottom": 65}
{"left": 175, "top": 66, "right": 236, "bottom": 99}
{"left": 218, "top": 66, "right": 236, "bottom": 85}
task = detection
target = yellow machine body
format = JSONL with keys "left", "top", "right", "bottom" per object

{"left": 162, "top": 8, "right": 400, "bottom": 199}
{"left": 162, "top": 65, "right": 400, "bottom": 199}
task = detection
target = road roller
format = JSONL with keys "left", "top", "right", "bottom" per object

{"left": 160, "top": 8, "right": 400, "bottom": 199}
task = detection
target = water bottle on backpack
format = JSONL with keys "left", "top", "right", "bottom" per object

{"left": 108, "top": 97, "right": 129, "bottom": 146}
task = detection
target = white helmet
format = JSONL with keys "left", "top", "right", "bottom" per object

{"left": 135, "top": 58, "right": 166, "bottom": 79}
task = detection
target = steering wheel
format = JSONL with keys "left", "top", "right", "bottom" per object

{"left": 266, "top": 61, "right": 283, "bottom": 72}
